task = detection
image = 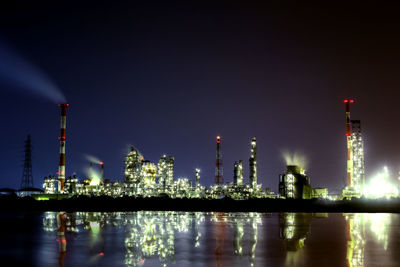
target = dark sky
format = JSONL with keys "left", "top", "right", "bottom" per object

{"left": 1, "top": 1, "right": 400, "bottom": 192}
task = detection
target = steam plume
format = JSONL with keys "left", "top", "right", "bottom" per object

{"left": 0, "top": 40, "right": 66, "bottom": 103}
{"left": 84, "top": 154, "right": 102, "bottom": 165}
{"left": 281, "top": 150, "right": 308, "bottom": 169}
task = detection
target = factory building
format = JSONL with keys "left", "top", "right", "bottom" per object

{"left": 124, "top": 147, "right": 144, "bottom": 184}
{"left": 123, "top": 146, "right": 175, "bottom": 197}
{"left": 39, "top": 104, "right": 277, "bottom": 200}
{"left": 279, "top": 165, "right": 328, "bottom": 199}
{"left": 124, "top": 146, "right": 144, "bottom": 195}
{"left": 279, "top": 166, "right": 312, "bottom": 199}
{"left": 157, "top": 155, "right": 168, "bottom": 189}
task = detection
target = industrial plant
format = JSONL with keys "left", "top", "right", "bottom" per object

{"left": 11, "top": 99, "right": 399, "bottom": 202}
{"left": 29, "top": 103, "right": 329, "bottom": 200}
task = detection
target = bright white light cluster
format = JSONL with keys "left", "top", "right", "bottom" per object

{"left": 363, "top": 166, "right": 399, "bottom": 199}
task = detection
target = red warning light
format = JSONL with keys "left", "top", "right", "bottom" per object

{"left": 343, "top": 100, "right": 348, "bottom": 103}
{"left": 99, "top": 252, "right": 104, "bottom": 256}
{"left": 100, "top": 162, "right": 104, "bottom": 165}
{"left": 350, "top": 99, "right": 354, "bottom": 103}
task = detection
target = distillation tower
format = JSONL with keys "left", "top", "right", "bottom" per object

{"left": 249, "top": 137, "right": 257, "bottom": 189}
{"left": 233, "top": 160, "right": 243, "bottom": 186}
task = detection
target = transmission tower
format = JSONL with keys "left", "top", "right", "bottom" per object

{"left": 21, "top": 134, "right": 33, "bottom": 189}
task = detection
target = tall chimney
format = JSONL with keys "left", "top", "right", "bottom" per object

{"left": 343, "top": 99, "right": 354, "bottom": 187}
{"left": 215, "top": 136, "right": 223, "bottom": 184}
{"left": 58, "top": 104, "right": 69, "bottom": 192}
{"left": 89, "top": 162, "right": 93, "bottom": 178}
{"left": 100, "top": 162, "right": 104, "bottom": 180}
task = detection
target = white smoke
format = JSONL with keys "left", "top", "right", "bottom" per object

{"left": 0, "top": 40, "right": 66, "bottom": 103}
{"left": 84, "top": 154, "right": 102, "bottom": 165}
{"left": 83, "top": 167, "right": 102, "bottom": 186}
{"left": 281, "top": 150, "right": 308, "bottom": 169}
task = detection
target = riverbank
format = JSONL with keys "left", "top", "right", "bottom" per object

{"left": 1, "top": 196, "right": 400, "bottom": 213}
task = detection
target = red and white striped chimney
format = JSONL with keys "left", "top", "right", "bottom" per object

{"left": 58, "top": 104, "right": 69, "bottom": 192}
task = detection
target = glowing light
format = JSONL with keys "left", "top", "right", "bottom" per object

{"left": 90, "top": 177, "right": 101, "bottom": 186}
{"left": 363, "top": 166, "right": 399, "bottom": 199}
{"left": 90, "top": 221, "right": 100, "bottom": 235}
{"left": 365, "top": 214, "right": 390, "bottom": 250}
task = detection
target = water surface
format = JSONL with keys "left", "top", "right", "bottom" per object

{"left": 1, "top": 212, "right": 399, "bottom": 266}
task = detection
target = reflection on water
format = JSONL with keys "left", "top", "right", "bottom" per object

{"left": 124, "top": 211, "right": 204, "bottom": 266}
{"left": 345, "top": 214, "right": 365, "bottom": 267}
{"left": 345, "top": 213, "right": 392, "bottom": 267}
{"left": 38, "top": 211, "right": 398, "bottom": 266}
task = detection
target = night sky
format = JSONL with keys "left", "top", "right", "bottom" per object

{"left": 1, "top": 1, "right": 400, "bottom": 192}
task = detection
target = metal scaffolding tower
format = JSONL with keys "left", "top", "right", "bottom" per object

{"left": 21, "top": 134, "right": 33, "bottom": 189}
{"left": 351, "top": 120, "right": 365, "bottom": 192}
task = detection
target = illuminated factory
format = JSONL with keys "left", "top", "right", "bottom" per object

{"left": 34, "top": 99, "right": 395, "bottom": 201}
{"left": 40, "top": 109, "right": 272, "bottom": 199}
{"left": 38, "top": 104, "right": 324, "bottom": 200}
{"left": 278, "top": 165, "right": 327, "bottom": 199}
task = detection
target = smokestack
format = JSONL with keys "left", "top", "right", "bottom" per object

{"left": 100, "top": 162, "right": 104, "bottom": 180}
{"left": 343, "top": 99, "right": 354, "bottom": 187}
{"left": 58, "top": 103, "right": 69, "bottom": 192}
{"left": 89, "top": 162, "right": 93, "bottom": 178}
{"left": 215, "top": 136, "right": 223, "bottom": 185}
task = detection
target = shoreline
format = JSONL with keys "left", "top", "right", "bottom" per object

{"left": 1, "top": 196, "right": 400, "bottom": 213}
